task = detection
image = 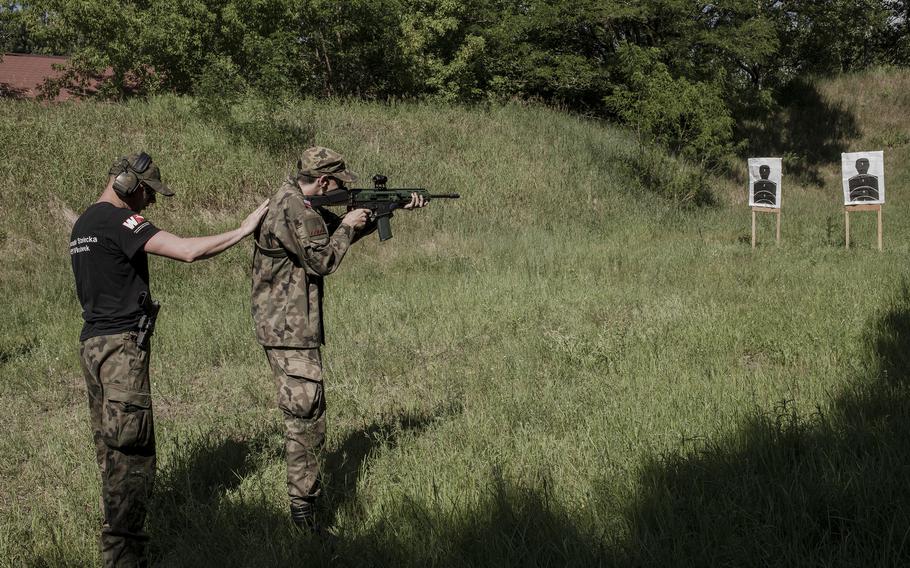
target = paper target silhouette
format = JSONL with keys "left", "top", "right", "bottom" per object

{"left": 842, "top": 151, "right": 885, "bottom": 205}
{"left": 748, "top": 158, "right": 782, "bottom": 208}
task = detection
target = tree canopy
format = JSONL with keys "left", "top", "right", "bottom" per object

{"left": 3, "top": 1, "right": 907, "bottom": 165}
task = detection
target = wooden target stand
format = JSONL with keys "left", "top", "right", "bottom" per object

{"left": 751, "top": 206, "right": 781, "bottom": 249}
{"left": 844, "top": 203, "right": 883, "bottom": 251}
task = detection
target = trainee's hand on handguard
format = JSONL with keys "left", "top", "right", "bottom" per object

{"left": 240, "top": 199, "right": 270, "bottom": 235}
{"left": 342, "top": 208, "right": 370, "bottom": 230}
{"left": 402, "top": 192, "right": 427, "bottom": 210}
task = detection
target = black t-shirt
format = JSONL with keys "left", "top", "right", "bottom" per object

{"left": 70, "top": 202, "right": 161, "bottom": 341}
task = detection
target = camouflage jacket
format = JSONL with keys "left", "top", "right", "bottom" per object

{"left": 251, "top": 181, "right": 356, "bottom": 348}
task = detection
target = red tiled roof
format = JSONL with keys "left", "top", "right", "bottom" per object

{"left": 0, "top": 53, "right": 99, "bottom": 101}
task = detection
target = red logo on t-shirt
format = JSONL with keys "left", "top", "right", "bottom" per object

{"left": 122, "top": 214, "right": 146, "bottom": 230}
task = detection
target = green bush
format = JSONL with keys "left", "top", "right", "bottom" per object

{"left": 605, "top": 44, "right": 734, "bottom": 166}
{"left": 626, "top": 146, "right": 715, "bottom": 207}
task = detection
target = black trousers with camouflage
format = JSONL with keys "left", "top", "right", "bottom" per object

{"left": 265, "top": 348, "right": 326, "bottom": 509}
{"left": 80, "top": 332, "right": 156, "bottom": 568}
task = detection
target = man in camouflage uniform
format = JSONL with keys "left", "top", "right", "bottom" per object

{"left": 251, "top": 147, "right": 424, "bottom": 530}
{"left": 71, "top": 152, "right": 267, "bottom": 566}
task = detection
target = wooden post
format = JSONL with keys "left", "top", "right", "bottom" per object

{"left": 775, "top": 210, "right": 781, "bottom": 245}
{"left": 751, "top": 210, "right": 756, "bottom": 249}
{"left": 845, "top": 209, "right": 850, "bottom": 250}
{"left": 878, "top": 206, "right": 883, "bottom": 251}
{"left": 844, "top": 204, "right": 883, "bottom": 251}
{"left": 751, "top": 207, "right": 781, "bottom": 248}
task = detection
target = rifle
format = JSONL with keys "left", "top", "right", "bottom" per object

{"left": 308, "top": 175, "right": 460, "bottom": 241}
{"left": 136, "top": 291, "right": 160, "bottom": 350}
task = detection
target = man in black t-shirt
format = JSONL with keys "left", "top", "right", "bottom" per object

{"left": 71, "top": 152, "right": 267, "bottom": 567}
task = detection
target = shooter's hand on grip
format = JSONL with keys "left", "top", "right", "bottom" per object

{"left": 342, "top": 208, "right": 370, "bottom": 230}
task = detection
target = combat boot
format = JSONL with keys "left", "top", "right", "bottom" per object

{"left": 290, "top": 502, "right": 317, "bottom": 532}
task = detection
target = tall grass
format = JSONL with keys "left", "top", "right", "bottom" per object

{"left": 2, "top": 68, "right": 910, "bottom": 566}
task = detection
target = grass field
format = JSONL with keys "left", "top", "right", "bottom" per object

{"left": 2, "top": 68, "right": 910, "bottom": 566}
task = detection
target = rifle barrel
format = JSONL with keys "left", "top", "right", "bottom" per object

{"left": 309, "top": 190, "right": 460, "bottom": 206}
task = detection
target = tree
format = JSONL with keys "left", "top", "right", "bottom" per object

{"left": 778, "top": 0, "right": 896, "bottom": 76}
{"left": 605, "top": 43, "right": 734, "bottom": 165}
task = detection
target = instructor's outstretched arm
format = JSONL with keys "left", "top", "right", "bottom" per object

{"left": 145, "top": 199, "right": 269, "bottom": 262}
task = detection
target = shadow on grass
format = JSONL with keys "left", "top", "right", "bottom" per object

{"left": 0, "top": 334, "right": 36, "bottom": 365}
{"left": 735, "top": 79, "right": 861, "bottom": 186}
{"left": 149, "top": 401, "right": 591, "bottom": 567}
{"left": 223, "top": 116, "right": 314, "bottom": 156}
{"left": 622, "top": 283, "right": 910, "bottom": 566}
{"left": 334, "top": 468, "right": 609, "bottom": 567}
{"left": 146, "top": 398, "right": 619, "bottom": 567}
{"left": 147, "top": 284, "right": 910, "bottom": 566}
{"left": 320, "top": 400, "right": 464, "bottom": 527}
{"left": 196, "top": 95, "right": 315, "bottom": 155}
{"left": 147, "top": 424, "right": 285, "bottom": 559}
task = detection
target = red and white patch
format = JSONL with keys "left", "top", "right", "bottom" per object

{"left": 122, "top": 214, "right": 146, "bottom": 230}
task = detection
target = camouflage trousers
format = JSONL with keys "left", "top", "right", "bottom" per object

{"left": 80, "top": 332, "right": 156, "bottom": 568}
{"left": 265, "top": 348, "right": 326, "bottom": 508}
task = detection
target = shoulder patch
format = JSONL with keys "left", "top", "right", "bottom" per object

{"left": 290, "top": 198, "right": 330, "bottom": 245}
{"left": 122, "top": 214, "right": 145, "bottom": 230}
{"left": 305, "top": 216, "right": 327, "bottom": 238}
{"left": 121, "top": 213, "right": 152, "bottom": 234}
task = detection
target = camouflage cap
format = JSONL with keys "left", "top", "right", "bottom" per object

{"left": 109, "top": 152, "right": 175, "bottom": 196}
{"left": 297, "top": 146, "right": 358, "bottom": 183}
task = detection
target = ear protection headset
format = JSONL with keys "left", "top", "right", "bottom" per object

{"left": 112, "top": 152, "right": 153, "bottom": 197}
